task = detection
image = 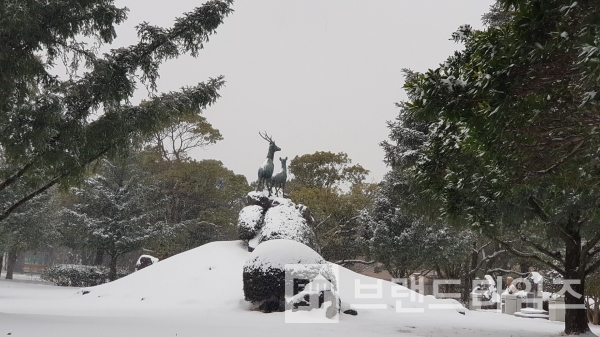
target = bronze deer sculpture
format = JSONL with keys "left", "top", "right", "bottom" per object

{"left": 256, "top": 132, "right": 281, "bottom": 196}
{"left": 270, "top": 157, "right": 287, "bottom": 197}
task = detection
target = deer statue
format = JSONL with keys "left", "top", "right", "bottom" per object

{"left": 270, "top": 157, "right": 287, "bottom": 197}
{"left": 256, "top": 131, "right": 281, "bottom": 196}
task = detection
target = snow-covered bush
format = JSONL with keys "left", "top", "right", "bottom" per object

{"left": 258, "top": 198, "right": 319, "bottom": 251}
{"left": 41, "top": 264, "right": 129, "bottom": 287}
{"left": 242, "top": 239, "right": 334, "bottom": 313}
{"left": 135, "top": 255, "right": 159, "bottom": 271}
{"left": 237, "top": 192, "right": 319, "bottom": 252}
{"left": 237, "top": 205, "right": 264, "bottom": 241}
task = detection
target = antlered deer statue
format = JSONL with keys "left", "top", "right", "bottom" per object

{"left": 256, "top": 132, "right": 280, "bottom": 196}
{"left": 270, "top": 157, "right": 287, "bottom": 197}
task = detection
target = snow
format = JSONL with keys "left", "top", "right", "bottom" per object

{"left": 472, "top": 274, "right": 500, "bottom": 303}
{"left": 135, "top": 255, "right": 159, "bottom": 271}
{"left": 244, "top": 239, "right": 325, "bottom": 271}
{"left": 530, "top": 271, "right": 544, "bottom": 284}
{"left": 1, "top": 240, "right": 600, "bottom": 337}
{"left": 137, "top": 255, "right": 159, "bottom": 264}
{"left": 258, "top": 200, "right": 318, "bottom": 250}
{"left": 239, "top": 193, "right": 318, "bottom": 251}
{"left": 237, "top": 204, "right": 264, "bottom": 239}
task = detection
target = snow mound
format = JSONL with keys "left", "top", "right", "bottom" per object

{"left": 36, "top": 240, "right": 465, "bottom": 321}
{"left": 75, "top": 241, "right": 250, "bottom": 312}
{"left": 1, "top": 238, "right": 590, "bottom": 337}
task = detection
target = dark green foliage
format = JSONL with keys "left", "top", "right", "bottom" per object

{"left": 242, "top": 266, "right": 285, "bottom": 312}
{"left": 141, "top": 155, "right": 250, "bottom": 258}
{"left": 288, "top": 151, "right": 369, "bottom": 190}
{"left": 0, "top": 0, "right": 233, "bottom": 224}
{"left": 242, "top": 240, "right": 334, "bottom": 313}
{"left": 59, "top": 154, "right": 166, "bottom": 281}
{"left": 390, "top": 0, "right": 600, "bottom": 333}
{"left": 287, "top": 151, "right": 374, "bottom": 262}
{"left": 41, "top": 264, "right": 128, "bottom": 287}
{"left": 237, "top": 205, "right": 263, "bottom": 241}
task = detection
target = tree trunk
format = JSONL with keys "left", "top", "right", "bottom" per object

{"left": 5, "top": 245, "right": 18, "bottom": 280}
{"left": 93, "top": 249, "right": 104, "bottom": 266}
{"left": 563, "top": 230, "right": 590, "bottom": 335}
{"left": 0, "top": 251, "right": 3, "bottom": 275}
{"left": 594, "top": 300, "right": 599, "bottom": 325}
{"left": 463, "top": 241, "right": 479, "bottom": 306}
{"left": 108, "top": 255, "right": 118, "bottom": 281}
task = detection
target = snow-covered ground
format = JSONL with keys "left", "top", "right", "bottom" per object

{"left": 1, "top": 240, "right": 598, "bottom": 337}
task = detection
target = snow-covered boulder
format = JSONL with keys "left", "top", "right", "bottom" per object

{"left": 237, "top": 192, "right": 319, "bottom": 252}
{"left": 135, "top": 255, "right": 159, "bottom": 271}
{"left": 242, "top": 239, "right": 334, "bottom": 313}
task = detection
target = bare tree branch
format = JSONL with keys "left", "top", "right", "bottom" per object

{"left": 468, "top": 249, "right": 507, "bottom": 276}
{"left": 494, "top": 238, "right": 566, "bottom": 275}
{"left": 585, "top": 258, "right": 600, "bottom": 276}
{"left": 334, "top": 259, "right": 375, "bottom": 266}
{"left": 534, "top": 137, "right": 585, "bottom": 174}
{"left": 486, "top": 268, "right": 530, "bottom": 277}
{"left": 0, "top": 161, "right": 35, "bottom": 193}
{"left": 520, "top": 235, "right": 564, "bottom": 262}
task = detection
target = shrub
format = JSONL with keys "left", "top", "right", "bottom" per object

{"left": 258, "top": 199, "right": 319, "bottom": 251}
{"left": 237, "top": 205, "right": 264, "bottom": 241}
{"left": 135, "top": 255, "right": 159, "bottom": 271}
{"left": 41, "top": 264, "right": 129, "bottom": 287}
{"left": 242, "top": 239, "right": 334, "bottom": 312}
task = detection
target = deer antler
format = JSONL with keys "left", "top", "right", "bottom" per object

{"left": 258, "top": 131, "right": 274, "bottom": 143}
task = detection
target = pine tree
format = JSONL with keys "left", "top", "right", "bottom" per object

{"left": 60, "top": 154, "right": 166, "bottom": 281}
{"left": 0, "top": 0, "right": 233, "bottom": 225}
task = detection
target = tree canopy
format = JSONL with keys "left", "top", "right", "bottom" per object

{"left": 60, "top": 154, "right": 165, "bottom": 280}
{"left": 288, "top": 151, "right": 369, "bottom": 191}
{"left": 0, "top": 0, "right": 233, "bottom": 224}
{"left": 287, "top": 151, "right": 374, "bottom": 262}
{"left": 388, "top": 0, "right": 600, "bottom": 334}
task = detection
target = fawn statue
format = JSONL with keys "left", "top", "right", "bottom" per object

{"left": 270, "top": 157, "right": 287, "bottom": 197}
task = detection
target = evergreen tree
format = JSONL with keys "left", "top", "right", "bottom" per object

{"left": 391, "top": 1, "right": 600, "bottom": 333}
{"left": 362, "top": 123, "right": 476, "bottom": 301}
{"left": 0, "top": 186, "right": 59, "bottom": 279}
{"left": 0, "top": 0, "right": 233, "bottom": 225}
{"left": 60, "top": 154, "right": 165, "bottom": 281}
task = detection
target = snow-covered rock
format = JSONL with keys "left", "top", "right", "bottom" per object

{"left": 135, "top": 255, "right": 159, "bottom": 272}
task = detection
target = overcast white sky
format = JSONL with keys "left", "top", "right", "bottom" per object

{"left": 113, "top": 0, "right": 495, "bottom": 184}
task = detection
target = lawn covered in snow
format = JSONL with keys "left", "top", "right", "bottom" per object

{"left": 1, "top": 240, "right": 598, "bottom": 337}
